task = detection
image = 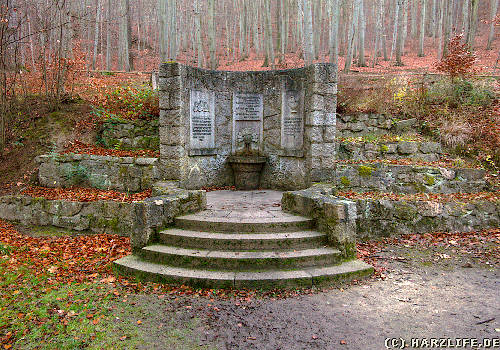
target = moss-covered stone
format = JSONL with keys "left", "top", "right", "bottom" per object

{"left": 424, "top": 174, "right": 436, "bottom": 186}
{"left": 358, "top": 165, "right": 375, "bottom": 177}
{"left": 340, "top": 176, "right": 351, "bottom": 187}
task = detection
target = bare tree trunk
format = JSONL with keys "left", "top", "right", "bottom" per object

{"left": 466, "top": 0, "right": 479, "bottom": 49}
{"left": 329, "top": 0, "right": 340, "bottom": 65}
{"left": 437, "top": 0, "right": 444, "bottom": 59}
{"left": 487, "top": 0, "right": 498, "bottom": 50}
{"left": 395, "top": 0, "right": 405, "bottom": 65}
{"left": 303, "top": 0, "right": 314, "bottom": 65}
{"left": 372, "top": 0, "right": 384, "bottom": 67}
{"left": 358, "top": 0, "right": 366, "bottom": 66}
{"left": 432, "top": 0, "right": 438, "bottom": 37}
{"left": 106, "top": 0, "right": 112, "bottom": 70}
{"left": 194, "top": 0, "right": 204, "bottom": 67}
{"left": 382, "top": 0, "right": 389, "bottom": 61}
{"left": 208, "top": 0, "right": 217, "bottom": 69}
{"left": 402, "top": 0, "right": 408, "bottom": 52}
{"left": 443, "top": 0, "right": 452, "bottom": 57}
{"left": 391, "top": 0, "right": 400, "bottom": 60}
{"left": 263, "top": 0, "right": 275, "bottom": 68}
{"left": 92, "top": 0, "right": 101, "bottom": 70}
{"left": 118, "top": 0, "right": 130, "bottom": 71}
{"left": 411, "top": 0, "right": 418, "bottom": 38}
{"left": 344, "top": 0, "right": 360, "bottom": 72}
{"left": 419, "top": 0, "right": 427, "bottom": 56}
{"left": 462, "top": 0, "right": 470, "bottom": 37}
{"left": 158, "top": 0, "right": 167, "bottom": 61}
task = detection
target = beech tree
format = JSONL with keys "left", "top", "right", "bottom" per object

{"left": 1, "top": 0, "right": 496, "bottom": 74}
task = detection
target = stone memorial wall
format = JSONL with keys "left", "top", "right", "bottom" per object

{"left": 159, "top": 62, "right": 338, "bottom": 190}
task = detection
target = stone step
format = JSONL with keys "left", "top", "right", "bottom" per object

{"left": 139, "top": 245, "right": 342, "bottom": 271}
{"left": 159, "top": 229, "right": 327, "bottom": 251}
{"left": 174, "top": 213, "right": 314, "bottom": 233}
{"left": 113, "top": 255, "right": 374, "bottom": 289}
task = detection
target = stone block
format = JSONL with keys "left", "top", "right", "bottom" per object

{"left": 159, "top": 109, "right": 182, "bottom": 127}
{"left": 398, "top": 142, "right": 419, "bottom": 154}
{"left": 160, "top": 145, "right": 185, "bottom": 159}
{"left": 135, "top": 158, "right": 158, "bottom": 166}
{"left": 159, "top": 62, "right": 180, "bottom": 78}
{"left": 324, "top": 126, "right": 336, "bottom": 143}
{"left": 311, "top": 82, "right": 337, "bottom": 95}
{"left": 160, "top": 126, "right": 185, "bottom": 146}
{"left": 307, "top": 111, "right": 325, "bottom": 126}
{"left": 305, "top": 127, "right": 323, "bottom": 143}
{"left": 420, "top": 142, "right": 442, "bottom": 154}
{"left": 310, "top": 94, "right": 325, "bottom": 111}
{"left": 349, "top": 122, "right": 365, "bottom": 132}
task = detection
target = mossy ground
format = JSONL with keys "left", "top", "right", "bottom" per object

{"left": 0, "top": 240, "right": 214, "bottom": 349}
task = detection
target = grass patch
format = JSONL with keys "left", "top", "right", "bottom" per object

{"left": 0, "top": 252, "right": 213, "bottom": 349}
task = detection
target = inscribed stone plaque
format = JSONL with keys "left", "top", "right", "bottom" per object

{"left": 190, "top": 89, "right": 215, "bottom": 151}
{"left": 281, "top": 90, "right": 304, "bottom": 151}
{"left": 233, "top": 93, "right": 264, "bottom": 121}
{"left": 232, "top": 93, "right": 264, "bottom": 153}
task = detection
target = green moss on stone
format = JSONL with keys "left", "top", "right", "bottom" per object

{"left": 358, "top": 165, "right": 375, "bottom": 177}
{"left": 424, "top": 174, "right": 436, "bottom": 186}
{"left": 380, "top": 144, "right": 389, "bottom": 153}
{"left": 340, "top": 176, "right": 351, "bottom": 187}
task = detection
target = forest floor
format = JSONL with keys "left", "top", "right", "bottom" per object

{"left": 1, "top": 218, "right": 498, "bottom": 349}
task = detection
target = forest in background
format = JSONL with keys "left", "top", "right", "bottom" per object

{"left": 1, "top": 0, "right": 499, "bottom": 75}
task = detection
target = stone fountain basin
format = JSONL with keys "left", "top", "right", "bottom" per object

{"left": 228, "top": 156, "right": 267, "bottom": 190}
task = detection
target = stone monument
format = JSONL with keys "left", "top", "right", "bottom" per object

{"left": 159, "top": 62, "right": 337, "bottom": 190}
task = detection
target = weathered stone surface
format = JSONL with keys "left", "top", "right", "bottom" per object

{"left": 335, "top": 163, "right": 487, "bottom": 194}
{"left": 158, "top": 62, "right": 337, "bottom": 191}
{"left": 36, "top": 154, "right": 161, "bottom": 193}
{"left": 352, "top": 197, "right": 500, "bottom": 241}
{"left": 0, "top": 187, "right": 206, "bottom": 246}
{"left": 282, "top": 185, "right": 357, "bottom": 258}
{"left": 338, "top": 141, "right": 442, "bottom": 162}
{"left": 337, "top": 113, "right": 420, "bottom": 137}
{"left": 398, "top": 142, "right": 419, "bottom": 154}
{"left": 98, "top": 119, "right": 159, "bottom": 151}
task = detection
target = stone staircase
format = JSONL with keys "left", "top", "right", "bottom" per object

{"left": 114, "top": 191, "right": 373, "bottom": 289}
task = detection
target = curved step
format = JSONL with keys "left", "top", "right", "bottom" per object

{"left": 159, "top": 229, "right": 327, "bottom": 251}
{"left": 139, "top": 245, "right": 342, "bottom": 270}
{"left": 175, "top": 213, "right": 314, "bottom": 233}
{"left": 113, "top": 255, "right": 374, "bottom": 289}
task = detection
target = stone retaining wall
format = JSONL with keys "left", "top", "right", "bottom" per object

{"left": 352, "top": 197, "right": 500, "bottom": 241}
{"left": 338, "top": 141, "right": 442, "bottom": 162}
{"left": 335, "top": 163, "right": 487, "bottom": 194}
{"left": 337, "top": 113, "right": 417, "bottom": 137}
{"left": 98, "top": 119, "right": 159, "bottom": 150}
{"left": 282, "top": 185, "right": 499, "bottom": 242}
{"left": 281, "top": 185, "right": 357, "bottom": 259}
{"left": 36, "top": 154, "right": 162, "bottom": 193}
{"left": 0, "top": 188, "right": 205, "bottom": 249}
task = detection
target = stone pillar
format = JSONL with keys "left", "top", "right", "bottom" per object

{"left": 304, "top": 63, "right": 338, "bottom": 182}
{"left": 159, "top": 62, "right": 186, "bottom": 180}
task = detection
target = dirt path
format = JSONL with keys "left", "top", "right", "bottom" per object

{"left": 118, "top": 244, "right": 499, "bottom": 350}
